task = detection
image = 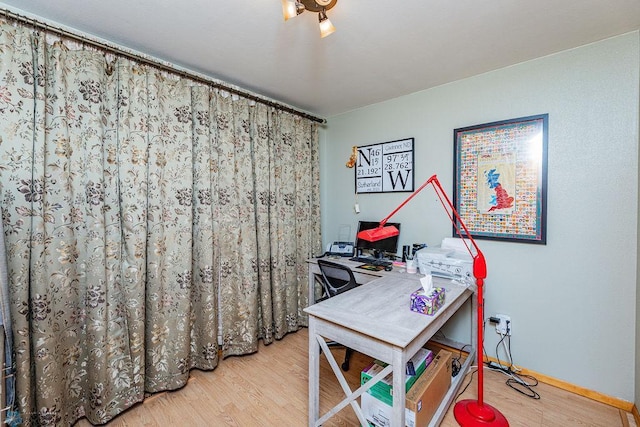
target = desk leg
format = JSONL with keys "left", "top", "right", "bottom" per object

{"left": 391, "top": 349, "right": 407, "bottom": 427}
{"left": 308, "top": 268, "right": 315, "bottom": 307}
{"left": 308, "top": 318, "right": 320, "bottom": 426}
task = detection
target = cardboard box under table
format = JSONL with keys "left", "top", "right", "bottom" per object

{"left": 361, "top": 348, "right": 433, "bottom": 406}
{"left": 361, "top": 349, "right": 453, "bottom": 427}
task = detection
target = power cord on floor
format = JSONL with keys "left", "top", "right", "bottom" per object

{"left": 484, "top": 325, "right": 540, "bottom": 400}
{"left": 436, "top": 326, "right": 539, "bottom": 401}
{"left": 455, "top": 366, "right": 477, "bottom": 401}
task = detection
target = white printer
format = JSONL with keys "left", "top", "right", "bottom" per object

{"left": 416, "top": 237, "right": 473, "bottom": 283}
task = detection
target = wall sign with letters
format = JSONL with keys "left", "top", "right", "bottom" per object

{"left": 355, "top": 138, "right": 415, "bottom": 194}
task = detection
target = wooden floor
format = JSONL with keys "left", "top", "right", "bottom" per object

{"left": 75, "top": 328, "right": 634, "bottom": 427}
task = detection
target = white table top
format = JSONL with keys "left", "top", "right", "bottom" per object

{"left": 304, "top": 275, "right": 470, "bottom": 348}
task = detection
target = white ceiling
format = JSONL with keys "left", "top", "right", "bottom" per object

{"left": 1, "top": 0, "right": 639, "bottom": 118}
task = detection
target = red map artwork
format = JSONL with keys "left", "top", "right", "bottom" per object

{"left": 485, "top": 169, "right": 514, "bottom": 212}
{"left": 488, "top": 183, "right": 514, "bottom": 212}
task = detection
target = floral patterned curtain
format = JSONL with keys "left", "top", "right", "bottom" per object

{"left": 0, "top": 20, "right": 320, "bottom": 426}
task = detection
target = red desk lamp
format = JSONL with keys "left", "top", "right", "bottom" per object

{"left": 357, "top": 174, "right": 508, "bottom": 427}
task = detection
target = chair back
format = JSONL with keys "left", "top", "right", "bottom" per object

{"left": 317, "top": 259, "right": 358, "bottom": 299}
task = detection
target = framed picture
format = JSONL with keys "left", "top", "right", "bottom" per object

{"left": 355, "top": 138, "right": 414, "bottom": 194}
{"left": 453, "top": 114, "right": 548, "bottom": 244}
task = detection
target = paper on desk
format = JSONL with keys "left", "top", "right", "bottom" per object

{"left": 420, "top": 274, "right": 433, "bottom": 294}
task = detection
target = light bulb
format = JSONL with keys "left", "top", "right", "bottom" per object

{"left": 282, "top": 0, "right": 302, "bottom": 21}
{"left": 318, "top": 11, "right": 336, "bottom": 38}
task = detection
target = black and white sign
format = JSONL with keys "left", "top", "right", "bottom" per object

{"left": 355, "top": 138, "right": 414, "bottom": 193}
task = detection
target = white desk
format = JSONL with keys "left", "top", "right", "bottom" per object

{"left": 304, "top": 258, "right": 476, "bottom": 427}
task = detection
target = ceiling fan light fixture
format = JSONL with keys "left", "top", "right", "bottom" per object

{"left": 282, "top": 0, "right": 304, "bottom": 21}
{"left": 282, "top": 0, "right": 338, "bottom": 37}
{"left": 318, "top": 10, "right": 336, "bottom": 38}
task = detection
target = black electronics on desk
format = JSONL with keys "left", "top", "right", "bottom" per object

{"left": 353, "top": 220, "right": 401, "bottom": 260}
{"left": 326, "top": 241, "right": 355, "bottom": 257}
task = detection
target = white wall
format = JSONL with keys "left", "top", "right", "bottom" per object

{"left": 320, "top": 32, "right": 639, "bottom": 402}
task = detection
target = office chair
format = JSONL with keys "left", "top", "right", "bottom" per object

{"left": 316, "top": 259, "right": 360, "bottom": 371}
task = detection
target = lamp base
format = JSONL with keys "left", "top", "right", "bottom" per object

{"left": 454, "top": 399, "right": 509, "bottom": 426}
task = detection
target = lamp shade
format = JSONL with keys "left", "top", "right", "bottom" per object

{"left": 356, "top": 225, "right": 399, "bottom": 242}
{"left": 282, "top": 0, "right": 299, "bottom": 21}
{"left": 318, "top": 11, "right": 336, "bottom": 38}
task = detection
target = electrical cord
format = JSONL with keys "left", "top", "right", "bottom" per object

{"left": 434, "top": 324, "right": 538, "bottom": 400}
{"left": 426, "top": 335, "right": 474, "bottom": 400}
{"left": 507, "top": 375, "right": 540, "bottom": 399}
{"left": 486, "top": 362, "right": 540, "bottom": 399}
{"left": 451, "top": 343, "right": 470, "bottom": 378}
{"left": 485, "top": 324, "right": 540, "bottom": 400}
{"left": 504, "top": 330, "right": 523, "bottom": 372}
{"left": 455, "top": 367, "right": 477, "bottom": 401}
{"left": 431, "top": 330, "right": 466, "bottom": 378}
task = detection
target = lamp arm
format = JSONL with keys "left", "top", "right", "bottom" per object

{"left": 370, "top": 173, "right": 486, "bottom": 280}
{"left": 428, "top": 176, "right": 487, "bottom": 280}
{"left": 378, "top": 175, "right": 438, "bottom": 227}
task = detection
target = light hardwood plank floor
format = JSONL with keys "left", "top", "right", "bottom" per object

{"left": 75, "top": 328, "right": 634, "bottom": 426}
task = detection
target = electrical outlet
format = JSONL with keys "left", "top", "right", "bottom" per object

{"left": 495, "top": 314, "right": 511, "bottom": 335}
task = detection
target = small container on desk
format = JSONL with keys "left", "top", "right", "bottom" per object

{"left": 410, "top": 287, "right": 446, "bottom": 316}
{"left": 406, "top": 258, "right": 418, "bottom": 274}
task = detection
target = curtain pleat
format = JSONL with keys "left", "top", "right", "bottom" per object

{"left": 144, "top": 72, "right": 193, "bottom": 392}
{"left": 113, "top": 59, "right": 150, "bottom": 404}
{"left": 189, "top": 86, "right": 218, "bottom": 369}
{"left": 216, "top": 93, "right": 260, "bottom": 357}
{"left": 271, "top": 113, "right": 303, "bottom": 338}
{"left": 252, "top": 103, "right": 275, "bottom": 342}
{"left": 297, "top": 121, "right": 321, "bottom": 325}
{"left": 0, "top": 19, "right": 320, "bottom": 426}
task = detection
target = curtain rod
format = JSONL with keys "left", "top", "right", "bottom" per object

{"left": 0, "top": 7, "right": 326, "bottom": 124}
